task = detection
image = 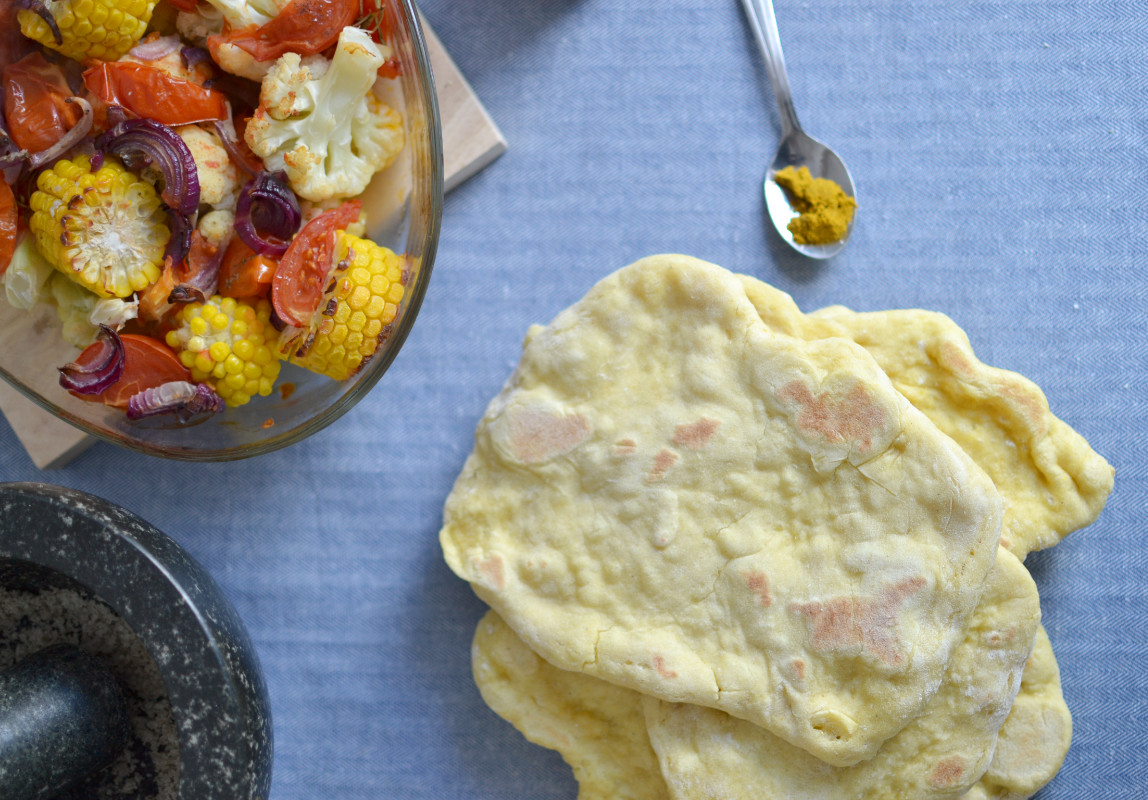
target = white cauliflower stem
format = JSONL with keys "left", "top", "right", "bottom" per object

{"left": 199, "top": 0, "right": 285, "bottom": 31}
{"left": 244, "top": 26, "right": 405, "bottom": 203}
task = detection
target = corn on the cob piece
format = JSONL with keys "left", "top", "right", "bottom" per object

{"left": 278, "top": 233, "right": 407, "bottom": 381}
{"left": 165, "top": 296, "right": 281, "bottom": 407}
{"left": 18, "top": 0, "right": 157, "bottom": 63}
{"left": 29, "top": 154, "right": 168, "bottom": 299}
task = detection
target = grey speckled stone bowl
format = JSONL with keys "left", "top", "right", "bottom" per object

{"left": 0, "top": 482, "right": 273, "bottom": 800}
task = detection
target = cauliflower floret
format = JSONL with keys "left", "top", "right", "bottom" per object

{"left": 208, "top": 39, "right": 274, "bottom": 82}
{"left": 178, "top": 125, "right": 241, "bottom": 208}
{"left": 198, "top": 209, "right": 237, "bottom": 247}
{"left": 244, "top": 26, "right": 405, "bottom": 203}
{"left": 199, "top": 0, "right": 287, "bottom": 31}
{"left": 195, "top": 0, "right": 291, "bottom": 80}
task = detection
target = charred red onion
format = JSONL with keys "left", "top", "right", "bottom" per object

{"left": 234, "top": 171, "right": 300, "bottom": 257}
{"left": 14, "top": 0, "right": 61, "bottom": 44}
{"left": 28, "top": 96, "right": 92, "bottom": 169}
{"left": 203, "top": 74, "right": 260, "bottom": 112}
{"left": 164, "top": 208, "right": 194, "bottom": 267}
{"left": 58, "top": 325, "right": 125, "bottom": 394}
{"left": 126, "top": 381, "right": 224, "bottom": 422}
{"left": 96, "top": 117, "right": 200, "bottom": 264}
{"left": 95, "top": 117, "right": 200, "bottom": 215}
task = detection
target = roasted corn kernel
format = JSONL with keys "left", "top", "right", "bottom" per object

{"left": 29, "top": 154, "right": 168, "bottom": 299}
{"left": 165, "top": 296, "right": 281, "bottom": 407}
{"left": 18, "top": 0, "right": 158, "bottom": 63}
{"left": 279, "top": 233, "right": 407, "bottom": 381}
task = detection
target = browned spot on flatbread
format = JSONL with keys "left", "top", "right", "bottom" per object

{"left": 939, "top": 340, "right": 977, "bottom": 380}
{"left": 998, "top": 380, "right": 1049, "bottom": 434}
{"left": 647, "top": 448, "right": 679, "bottom": 483}
{"left": 928, "top": 756, "right": 966, "bottom": 788}
{"left": 613, "top": 438, "right": 638, "bottom": 456}
{"left": 672, "top": 417, "right": 721, "bottom": 450}
{"left": 651, "top": 654, "right": 678, "bottom": 679}
{"left": 476, "top": 554, "right": 506, "bottom": 591}
{"left": 778, "top": 381, "right": 886, "bottom": 454}
{"left": 789, "top": 659, "right": 805, "bottom": 680}
{"left": 791, "top": 577, "right": 927, "bottom": 666}
{"left": 508, "top": 406, "right": 590, "bottom": 463}
{"left": 743, "top": 571, "right": 773, "bottom": 607}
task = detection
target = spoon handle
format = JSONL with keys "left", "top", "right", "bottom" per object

{"left": 739, "top": 0, "right": 801, "bottom": 138}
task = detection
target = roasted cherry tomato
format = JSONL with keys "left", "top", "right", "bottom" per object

{"left": 0, "top": 180, "right": 18, "bottom": 277}
{"left": 272, "top": 201, "right": 361, "bottom": 327}
{"left": 164, "top": 0, "right": 200, "bottom": 10}
{"left": 83, "top": 61, "right": 228, "bottom": 126}
{"left": 219, "top": 237, "right": 278, "bottom": 300}
{"left": 210, "top": 0, "right": 358, "bottom": 62}
{"left": 2, "top": 53, "right": 82, "bottom": 154}
{"left": 71, "top": 334, "right": 191, "bottom": 409}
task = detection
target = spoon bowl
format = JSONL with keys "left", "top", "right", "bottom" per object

{"left": 764, "top": 130, "right": 856, "bottom": 259}
{"left": 741, "top": 0, "right": 856, "bottom": 259}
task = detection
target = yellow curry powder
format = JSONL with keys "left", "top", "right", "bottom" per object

{"left": 773, "top": 166, "right": 856, "bottom": 246}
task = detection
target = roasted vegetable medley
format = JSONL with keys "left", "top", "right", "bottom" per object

{"left": 0, "top": 0, "right": 408, "bottom": 422}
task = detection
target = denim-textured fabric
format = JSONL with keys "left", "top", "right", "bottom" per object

{"left": 1, "top": 1, "right": 1144, "bottom": 797}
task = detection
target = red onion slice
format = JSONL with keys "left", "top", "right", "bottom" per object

{"left": 234, "top": 171, "right": 301, "bottom": 257}
{"left": 95, "top": 118, "right": 200, "bottom": 216}
{"left": 164, "top": 209, "right": 194, "bottom": 267}
{"left": 28, "top": 96, "right": 93, "bottom": 169}
{"left": 212, "top": 112, "right": 262, "bottom": 177}
{"left": 126, "top": 381, "right": 224, "bottom": 422}
{"left": 58, "top": 325, "right": 125, "bottom": 395}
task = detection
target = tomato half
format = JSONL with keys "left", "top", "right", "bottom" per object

{"left": 272, "top": 201, "right": 361, "bottom": 327}
{"left": 71, "top": 335, "right": 191, "bottom": 409}
{"left": 83, "top": 61, "right": 228, "bottom": 126}
{"left": 211, "top": 0, "right": 358, "bottom": 62}
{"left": 2, "top": 53, "right": 82, "bottom": 154}
{"left": 0, "top": 180, "right": 17, "bottom": 277}
{"left": 218, "top": 237, "right": 277, "bottom": 300}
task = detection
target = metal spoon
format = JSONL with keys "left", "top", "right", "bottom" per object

{"left": 740, "top": 0, "right": 856, "bottom": 259}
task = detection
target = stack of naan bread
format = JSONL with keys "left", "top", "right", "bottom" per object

{"left": 440, "top": 255, "right": 1114, "bottom": 799}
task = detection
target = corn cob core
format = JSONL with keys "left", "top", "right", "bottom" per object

{"left": 165, "top": 296, "right": 281, "bottom": 408}
{"left": 29, "top": 154, "right": 168, "bottom": 299}
{"left": 280, "top": 233, "right": 407, "bottom": 381}
{"left": 18, "top": 0, "right": 156, "bottom": 63}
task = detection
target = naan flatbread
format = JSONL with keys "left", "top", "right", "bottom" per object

{"left": 471, "top": 567, "right": 1061, "bottom": 800}
{"left": 643, "top": 547, "right": 1039, "bottom": 800}
{"left": 737, "top": 276, "right": 1114, "bottom": 559}
{"left": 961, "top": 626, "right": 1071, "bottom": 800}
{"left": 442, "top": 255, "right": 1003, "bottom": 765}
{"left": 471, "top": 610, "right": 669, "bottom": 800}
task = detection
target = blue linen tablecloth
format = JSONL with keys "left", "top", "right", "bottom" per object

{"left": 2, "top": 0, "right": 1145, "bottom": 797}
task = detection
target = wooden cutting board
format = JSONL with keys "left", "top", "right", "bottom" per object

{"left": 0, "top": 17, "right": 506, "bottom": 469}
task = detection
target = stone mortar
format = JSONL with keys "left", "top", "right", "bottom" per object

{"left": 0, "top": 482, "right": 273, "bottom": 800}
